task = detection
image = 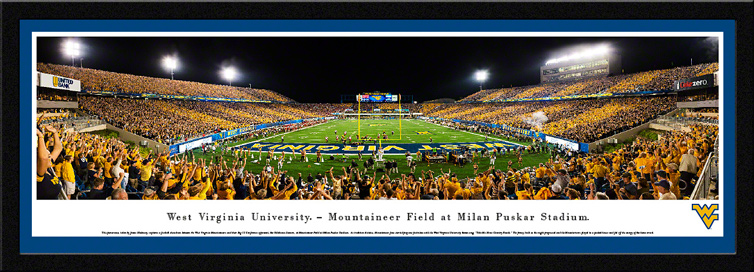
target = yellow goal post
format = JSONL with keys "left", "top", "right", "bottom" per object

{"left": 357, "top": 93, "right": 403, "bottom": 143}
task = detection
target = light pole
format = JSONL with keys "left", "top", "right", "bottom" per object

{"left": 162, "top": 56, "right": 178, "bottom": 80}
{"left": 63, "top": 41, "right": 80, "bottom": 67}
{"left": 222, "top": 67, "right": 237, "bottom": 86}
{"left": 475, "top": 70, "right": 489, "bottom": 91}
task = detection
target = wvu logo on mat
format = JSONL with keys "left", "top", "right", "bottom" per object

{"left": 369, "top": 124, "right": 386, "bottom": 127}
{"left": 415, "top": 131, "right": 432, "bottom": 135}
{"left": 692, "top": 204, "right": 719, "bottom": 229}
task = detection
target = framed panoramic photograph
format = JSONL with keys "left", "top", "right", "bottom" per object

{"left": 19, "top": 19, "right": 735, "bottom": 256}
{"left": 3, "top": 1, "right": 751, "bottom": 269}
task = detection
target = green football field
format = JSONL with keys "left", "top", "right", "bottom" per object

{"left": 179, "top": 118, "right": 553, "bottom": 183}
{"left": 245, "top": 119, "right": 514, "bottom": 144}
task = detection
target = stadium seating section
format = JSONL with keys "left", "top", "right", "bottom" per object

{"left": 37, "top": 63, "right": 295, "bottom": 102}
{"left": 459, "top": 63, "right": 718, "bottom": 102}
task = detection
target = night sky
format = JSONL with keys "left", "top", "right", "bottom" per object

{"left": 36, "top": 37, "right": 718, "bottom": 103}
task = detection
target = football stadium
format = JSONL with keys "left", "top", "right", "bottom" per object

{"left": 34, "top": 37, "right": 720, "bottom": 202}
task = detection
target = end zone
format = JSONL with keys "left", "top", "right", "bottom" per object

{"left": 234, "top": 141, "right": 523, "bottom": 155}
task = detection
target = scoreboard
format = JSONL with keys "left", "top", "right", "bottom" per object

{"left": 359, "top": 93, "right": 399, "bottom": 103}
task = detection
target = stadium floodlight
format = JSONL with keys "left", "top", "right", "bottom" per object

{"left": 475, "top": 70, "right": 489, "bottom": 90}
{"left": 221, "top": 67, "right": 237, "bottom": 86}
{"left": 162, "top": 56, "right": 178, "bottom": 80}
{"left": 545, "top": 45, "right": 611, "bottom": 66}
{"left": 595, "top": 45, "right": 610, "bottom": 55}
{"left": 63, "top": 40, "right": 81, "bottom": 67}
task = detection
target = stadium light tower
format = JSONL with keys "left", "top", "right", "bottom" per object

{"left": 545, "top": 45, "right": 611, "bottom": 66}
{"left": 162, "top": 56, "right": 178, "bottom": 80}
{"left": 63, "top": 40, "right": 81, "bottom": 67}
{"left": 475, "top": 70, "right": 489, "bottom": 91}
{"left": 222, "top": 67, "right": 237, "bottom": 86}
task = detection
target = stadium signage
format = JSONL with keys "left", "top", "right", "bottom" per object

{"left": 359, "top": 93, "right": 399, "bottom": 102}
{"left": 178, "top": 136, "right": 213, "bottom": 154}
{"left": 674, "top": 74, "right": 715, "bottom": 91}
{"left": 235, "top": 141, "right": 521, "bottom": 155}
{"left": 544, "top": 135, "right": 579, "bottom": 151}
{"left": 38, "top": 72, "right": 81, "bottom": 92}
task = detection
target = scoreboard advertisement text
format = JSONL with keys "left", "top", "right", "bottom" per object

{"left": 359, "top": 93, "right": 399, "bottom": 102}
{"left": 674, "top": 74, "right": 715, "bottom": 91}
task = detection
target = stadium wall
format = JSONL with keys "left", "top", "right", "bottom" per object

{"left": 77, "top": 124, "right": 107, "bottom": 133}
{"left": 677, "top": 100, "right": 718, "bottom": 108}
{"left": 104, "top": 123, "right": 168, "bottom": 154}
{"left": 649, "top": 123, "right": 692, "bottom": 133}
{"left": 589, "top": 122, "right": 652, "bottom": 153}
{"left": 37, "top": 100, "right": 78, "bottom": 109}
{"left": 696, "top": 112, "right": 718, "bottom": 117}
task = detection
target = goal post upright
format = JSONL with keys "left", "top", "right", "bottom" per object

{"left": 399, "top": 93, "right": 402, "bottom": 141}
{"left": 357, "top": 93, "right": 361, "bottom": 139}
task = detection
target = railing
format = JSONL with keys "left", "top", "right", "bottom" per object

{"left": 39, "top": 116, "right": 90, "bottom": 125}
{"left": 690, "top": 137, "right": 719, "bottom": 200}
{"left": 653, "top": 116, "right": 718, "bottom": 131}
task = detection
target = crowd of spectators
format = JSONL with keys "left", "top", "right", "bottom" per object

{"left": 37, "top": 63, "right": 294, "bottom": 102}
{"left": 679, "top": 93, "right": 718, "bottom": 102}
{"left": 36, "top": 114, "right": 716, "bottom": 201}
{"left": 426, "top": 119, "right": 546, "bottom": 144}
{"left": 79, "top": 96, "right": 235, "bottom": 145}
{"left": 460, "top": 63, "right": 718, "bottom": 102}
{"left": 691, "top": 108, "right": 718, "bottom": 113}
{"left": 37, "top": 89, "right": 77, "bottom": 101}
{"left": 78, "top": 96, "right": 339, "bottom": 145}
{"left": 37, "top": 110, "right": 88, "bottom": 126}
{"left": 425, "top": 96, "right": 676, "bottom": 143}
{"left": 290, "top": 103, "right": 352, "bottom": 115}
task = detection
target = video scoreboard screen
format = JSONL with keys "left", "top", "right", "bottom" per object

{"left": 359, "top": 93, "right": 399, "bottom": 103}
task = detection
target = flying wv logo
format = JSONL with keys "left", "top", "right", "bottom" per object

{"left": 691, "top": 204, "right": 719, "bottom": 229}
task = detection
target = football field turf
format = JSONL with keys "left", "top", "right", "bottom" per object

{"left": 189, "top": 119, "right": 552, "bottom": 181}
{"left": 257, "top": 119, "right": 506, "bottom": 144}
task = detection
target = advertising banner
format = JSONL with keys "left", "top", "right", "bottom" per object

{"left": 545, "top": 135, "right": 580, "bottom": 151}
{"left": 177, "top": 136, "right": 213, "bottom": 154}
{"left": 38, "top": 72, "right": 81, "bottom": 92}
{"left": 674, "top": 74, "right": 715, "bottom": 91}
